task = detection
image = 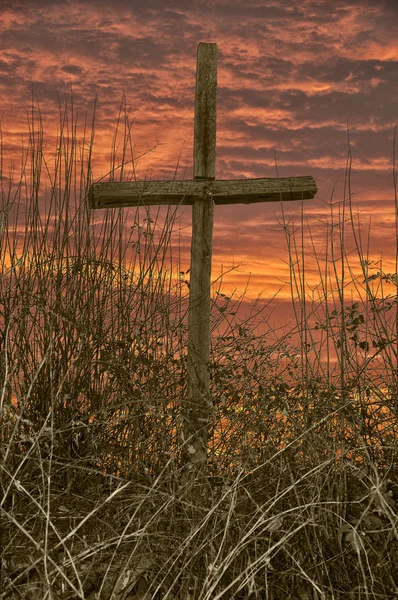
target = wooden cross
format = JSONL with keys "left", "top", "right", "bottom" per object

{"left": 89, "top": 42, "right": 317, "bottom": 488}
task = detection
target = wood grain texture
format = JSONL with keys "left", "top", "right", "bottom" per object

{"left": 89, "top": 176, "right": 317, "bottom": 209}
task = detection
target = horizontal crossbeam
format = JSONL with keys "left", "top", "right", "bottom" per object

{"left": 89, "top": 175, "right": 317, "bottom": 209}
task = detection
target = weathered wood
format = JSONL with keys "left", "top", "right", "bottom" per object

{"left": 194, "top": 42, "right": 217, "bottom": 179}
{"left": 184, "top": 194, "right": 214, "bottom": 482}
{"left": 88, "top": 41, "right": 317, "bottom": 491}
{"left": 181, "top": 43, "right": 217, "bottom": 485}
{"left": 88, "top": 176, "right": 317, "bottom": 209}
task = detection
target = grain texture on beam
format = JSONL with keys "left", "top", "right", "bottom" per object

{"left": 89, "top": 176, "right": 317, "bottom": 209}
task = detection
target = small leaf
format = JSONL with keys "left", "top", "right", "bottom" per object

{"left": 369, "top": 515, "right": 384, "bottom": 528}
{"left": 382, "top": 491, "right": 396, "bottom": 506}
{"left": 265, "top": 516, "right": 283, "bottom": 532}
{"left": 346, "top": 529, "right": 365, "bottom": 553}
{"left": 363, "top": 273, "right": 379, "bottom": 283}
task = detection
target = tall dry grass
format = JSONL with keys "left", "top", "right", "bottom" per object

{"left": 0, "top": 92, "right": 397, "bottom": 599}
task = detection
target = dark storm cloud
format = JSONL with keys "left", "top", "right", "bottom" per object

{"left": 61, "top": 64, "right": 84, "bottom": 75}
{"left": 113, "top": 38, "right": 170, "bottom": 68}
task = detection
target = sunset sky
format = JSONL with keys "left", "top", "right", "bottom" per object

{"left": 1, "top": 0, "right": 397, "bottom": 341}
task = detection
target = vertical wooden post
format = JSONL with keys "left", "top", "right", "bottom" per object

{"left": 181, "top": 43, "right": 217, "bottom": 488}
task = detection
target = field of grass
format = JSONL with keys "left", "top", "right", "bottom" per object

{"left": 1, "top": 94, "right": 397, "bottom": 599}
